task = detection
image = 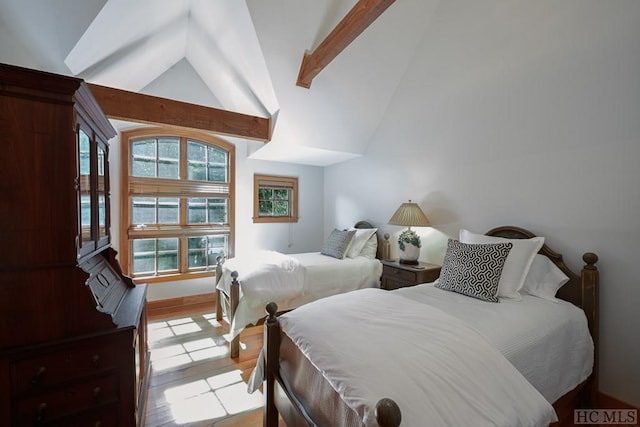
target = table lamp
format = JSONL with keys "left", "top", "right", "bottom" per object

{"left": 388, "top": 200, "right": 430, "bottom": 264}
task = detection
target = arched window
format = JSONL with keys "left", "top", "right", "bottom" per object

{"left": 120, "top": 128, "right": 234, "bottom": 282}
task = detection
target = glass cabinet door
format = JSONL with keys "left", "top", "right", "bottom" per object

{"left": 78, "top": 127, "right": 94, "bottom": 257}
{"left": 96, "top": 141, "right": 110, "bottom": 249}
{"left": 77, "top": 123, "right": 112, "bottom": 258}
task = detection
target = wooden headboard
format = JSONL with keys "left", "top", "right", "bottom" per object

{"left": 486, "top": 225, "right": 599, "bottom": 404}
{"left": 354, "top": 220, "right": 375, "bottom": 229}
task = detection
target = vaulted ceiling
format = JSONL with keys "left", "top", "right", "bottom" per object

{"left": 0, "top": 0, "right": 440, "bottom": 165}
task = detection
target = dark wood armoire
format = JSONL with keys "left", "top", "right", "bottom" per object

{"left": 0, "top": 63, "right": 148, "bottom": 426}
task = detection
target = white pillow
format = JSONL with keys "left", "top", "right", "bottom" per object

{"left": 521, "top": 254, "right": 569, "bottom": 303}
{"left": 358, "top": 234, "right": 379, "bottom": 259}
{"left": 459, "top": 229, "right": 544, "bottom": 300}
{"left": 346, "top": 228, "right": 378, "bottom": 258}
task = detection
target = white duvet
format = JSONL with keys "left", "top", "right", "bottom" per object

{"left": 274, "top": 288, "right": 558, "bottom": 427}
{"left": 217, "top": 251, "right": 382, "bottom": 338}
{"left": 394, "top": 283, "right": 594, "bottom": 403}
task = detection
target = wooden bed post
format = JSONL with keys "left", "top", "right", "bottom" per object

{"left": 376, "top": 398, "right": 402, "bottom": 427}
{"left": 581, "top": 252, "right": 599, "bottom": 407}
{"left": 264, "top": 302, "right": 280, "bottom": 427}
{"left": 215, "top": 256, "right": 224, "bottom": 322}
{"left": 229, "top": 271, "right": 240, "bottom": 358}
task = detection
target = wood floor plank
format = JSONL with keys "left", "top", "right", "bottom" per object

{"left": 144, "top": 305, "right": 273, "bottom": 426}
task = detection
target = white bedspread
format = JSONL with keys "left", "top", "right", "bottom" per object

{"left": 217, "top": 251, "right": 382, "bottom": 338}
{"left": 394, "top": 283, "right": 594, "bottom": 403}
{"left": 275, "top": 288, "right": 557, "bottom": 427}
{"left": 218, "top": 251, "right": 304, "bottom": 309}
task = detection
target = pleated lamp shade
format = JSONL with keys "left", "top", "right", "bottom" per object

{"left": 388, "top": 200, "right": 430, "bottom": 227}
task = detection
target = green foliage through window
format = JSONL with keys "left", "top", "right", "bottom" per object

{"left": 258, "top": 187, "right": 291, "bottom": 217}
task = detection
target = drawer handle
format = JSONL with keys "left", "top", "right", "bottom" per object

{"left": 30, "top": 366, "right": 47, "bottom": 386}
{"left": 93, "top": 386, "right": 102, "bottom": 404}
{"left": 91, "top": 354, "right": 101, "bottom": 366}
{"left": 36, "top": 402, "right": 47, "bottom": 424}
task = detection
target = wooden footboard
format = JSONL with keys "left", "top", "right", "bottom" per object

{"left": 215, "top": 257, "right": 241, "bottom": 358}
{"left": 264, "top": 302, "right": 402, "bottom": 427}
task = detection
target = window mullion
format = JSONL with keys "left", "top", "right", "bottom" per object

{"left": 179, "top": 237, "right": 187, "bottom": 273}
{"left": 180, "top": 136, "right": 187, "bottom": 180}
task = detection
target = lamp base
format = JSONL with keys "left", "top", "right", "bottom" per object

{"left": 399, "top": 259, "right": 419, "bottom": 265}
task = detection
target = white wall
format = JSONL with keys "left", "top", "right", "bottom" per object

{"left": 109, "top": 132, "right": 325, "bottom": 301}
{"left": 325, "top": 0, "right": 640, "bottom": 408}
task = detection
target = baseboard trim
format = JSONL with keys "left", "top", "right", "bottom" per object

{"left": 147, "top": 292, "right": 216, "bottom": 318}
{"left": 598, "top": 391, "right": 639, "bottom": 411}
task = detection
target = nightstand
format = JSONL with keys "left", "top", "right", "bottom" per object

{"left": 381, "top": 260, "right": 441, "bottom": 290}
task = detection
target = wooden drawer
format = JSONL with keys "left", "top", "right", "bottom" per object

{"left": 46, "top": 403, "right": 119, "bottom": 427}
{"left": 16, "top": 374, "right": 118, "bottom": 425}
{"left": 383, "top": 265, "right": 417, "bottom": 284}
{"left": 14, "top": 341, "right": 116, "bottom": 394}
{"left": 381, "top": 276, "right": 407, "bottom": 291}
{"left": 381, "top": 261, "right": 441, "bottom": 290}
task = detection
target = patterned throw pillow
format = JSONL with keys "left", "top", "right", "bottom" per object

{"left": 435, "top": 239, "right": 513, "bottom": 303}
{"left": 321, "top": 229, "right": 357, "bottom": 259}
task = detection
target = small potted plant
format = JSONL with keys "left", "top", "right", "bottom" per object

{"left": 398, "top": 229, "right": 421, "bottom": 264}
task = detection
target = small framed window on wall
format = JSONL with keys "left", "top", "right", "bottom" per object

{"left": 253, "top": 174, "right": 299, "bottom": 223}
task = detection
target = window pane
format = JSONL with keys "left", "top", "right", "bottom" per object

{"left": 158, "top": 138, "right": 179, "bottom": 179}
{"left": 132, "top": 139, "right": 157, "bottom": 177}
{"left": 132, "top": 197, "right": 156, "bottom": 225}
{"left": 187, "top": 236, "right": 207, "bottom": 268}
{"left": 132, "top": 139, "right": 156, "bottom": 157}
{"left": 187, "top": 198, "right": 206, "bottom": 223}
{"left": 187, "top": 235, "right": 227, "bottom": 270}
{"left": 132, "top": 238, "right": 179, "bottom": 275}
{"left": 157, "top": 238, "right": 178, "bottom": 251}
{"left": 158, "top": 198, "right": 179, "bottom": 224}
{"left": 208, "top": 198, "right": 228, "bottom": 223}
{"left": 187, "top": 141, "right": 206, "bottom": 181}
{"left": 208, "top": 165, "right": 226, "bottom": 182}
{"left": 258, "top": 188, "right": 272, "bottom": 199}
{"left": 207, "top": 146, "right": 228, "bottom": 182}
{"left": 80, "top": 195, "right": 91, "bottom": 227}
{"left": 98, "top": 194, "right": 106, "bottom": 227}
{"left": 97, "top": 145, "right": 106, "bottom": 177}
{"left": 274, "top": 189, "right": 289, "bottom": 200}
{"left": 132, "top": 239, "right": 156, "bottom": 275}
{"left": 207, "top": 235, "right": 227, "bottom": 265}
{"left": 79, "top": 130, "right": 91, "bottom": 175}
{"left": 158, "top": 252, "right": 178, "bottom": 272}
{"left": 259, "top": 201, "right": 273, "bottom": 216}
{"left": 274, "top": 201, "right": 289, "bottom": 216}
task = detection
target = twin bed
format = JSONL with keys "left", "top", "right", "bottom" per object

{"left": 255, "top": 226, "right": 599, "bottom": 426}
{"left": 215, "top": 221, "right": 382, "bottom": 357}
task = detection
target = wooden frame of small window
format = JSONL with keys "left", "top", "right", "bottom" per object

{"left": 120, "top": 127, "right": 235, "bottom": 283}
{"left": 253, "top": 174, "right": 299, "bottom": 223}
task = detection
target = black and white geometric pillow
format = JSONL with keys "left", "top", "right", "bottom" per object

{"left": 435, "top": 239, "right": 513, "bottom": 303}
{"left": 321, "top": 228, "right": 357, "bottom": 259}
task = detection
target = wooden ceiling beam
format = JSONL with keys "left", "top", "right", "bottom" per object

{"left": 88, "top": 84, "right": 271, "bottom": 142}
{"left": 296, "top": 0, "right": 396, "bottom": 89}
